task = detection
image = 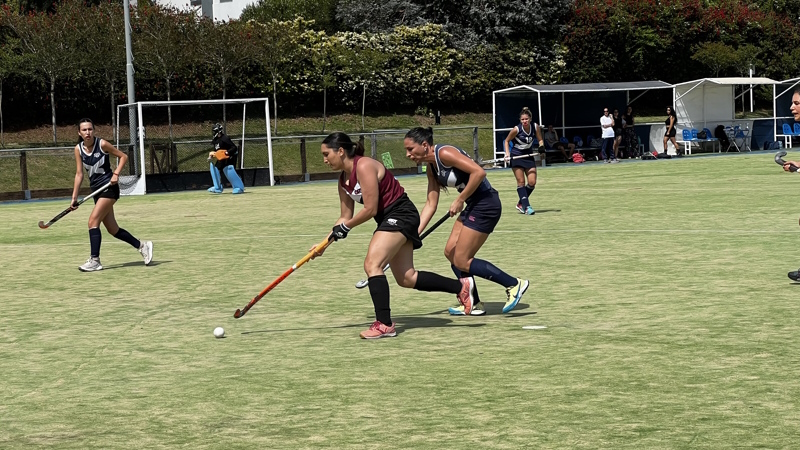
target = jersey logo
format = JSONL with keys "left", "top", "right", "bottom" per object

{"left": 387, "top": 218, "right": 397, "bottom": 226}
{"left": 468, "top": 215, "right": 476, "bottom": 222}
{"left": 94, "top": 152, "right": 100, "bottom": 158}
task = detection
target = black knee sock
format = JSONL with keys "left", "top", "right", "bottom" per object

{"left": 525, "top": 183, "right": 535, "bottom": 197}
{"left": 89, "top": 227, "right": 102, "bottom": 258}
{"left": 516, "top": 186, "right": 530, "bottom": 208}
{"left": 367, "top": 275, "right": 392, "bottom": 326}
{"left": 113, "top": 228, "right": 141, "bottom": 249}
{"left": 469, "top": 258, "right": 517, "bottom": 288}
{"left": 414, "top": 271, "right": 461, "bottom": 294}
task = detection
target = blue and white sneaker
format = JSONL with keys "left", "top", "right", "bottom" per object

{"left": 208, "top": 187, "right": 223, "bottom": 193}
{"left": 232, "top": 187, "right": 245, "bottom": 194}
{"left": 525, "top": 206, "right": 535, "bottom": 215}
{"left": 503, "top": 279, "right": 529, "bottom": 313}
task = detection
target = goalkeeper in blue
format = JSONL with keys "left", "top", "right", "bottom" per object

{"left": 207, "top": 123, "right": 245, "bottom": 194}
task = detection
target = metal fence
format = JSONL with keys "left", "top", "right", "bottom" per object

{"left": 0, "top": 126, "right": 490, "bottom": 200}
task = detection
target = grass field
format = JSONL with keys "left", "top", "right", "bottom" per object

{"left": 4, "top": 152, "right": 800, "bottom": 448}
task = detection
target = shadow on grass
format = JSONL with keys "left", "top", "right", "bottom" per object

{"left": 102, "top": 260, "right": 171, "bottom": 270}
{"left": 532, "top": 209, "right": 561, "bottom": 213}
{"left": 241, "top": 304, "right": 535, "bottom": 335}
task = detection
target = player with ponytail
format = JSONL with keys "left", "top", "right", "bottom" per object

{"left": 405, "top": 127, "right": 530, "bottom": 316}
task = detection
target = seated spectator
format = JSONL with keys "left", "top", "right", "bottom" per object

{"left": 714, "top": 125, "right": 730, "bottom": 151}
{"left": 544, "top": 125, "right": 575, "bottom": 162}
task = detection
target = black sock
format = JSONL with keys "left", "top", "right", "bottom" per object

{"left": 516, "top": 186, "right": 530, "bottom": 208}
{"left": 414, "top": 271, "right": 461, "bottom": 294}
{"left": 367, "top": 275, "right": 392, "bottom": 326}
{"left": 525, "top": 184, "right": 535, "bottom": 197}
{"left": 450, "top": 264, "right": 462, "bottom": 278}
{"left": 89, "top": 227, "right": 101, "bottom": 258}
{"left": 113, "top": 228, "right": 141, "bottom": 249}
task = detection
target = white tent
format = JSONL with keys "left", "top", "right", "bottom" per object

{"left": 673, "top": 77, "right": 779, "bottom": 129}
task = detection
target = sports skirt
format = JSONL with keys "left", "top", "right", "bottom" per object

{"left": 459, "top": 189, "right": 502, "bottom": 234}
{"left": 374, "top": 193, "right": 423, "bottom": 249}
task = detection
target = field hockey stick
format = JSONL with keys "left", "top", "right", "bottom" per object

{"left": 774, "top": 151, "right": 799, "bottom": 172}
{"left": 37, "top": 181, "right": 112, "bottom": 229}
{"left": 354, "top": 211, "right": 452, "bottom": 289}
{"left": 477, "top": 153, "right": 538, "bottom": 166}
{"left": 234, "top": 236, "right": 333, "bottom": 318}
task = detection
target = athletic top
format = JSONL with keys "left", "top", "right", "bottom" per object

{"left": 623, "top": 113, "right": 634, "bottom": 127}
{"left": 339, "top": 155, "right": 405, "bottom": 210}
{"left": 600, "top": 115, "right": 614, "bottom": 138}
{"left": 79, "top": 137, "right": 112, "bottom": 189}
{"left": 431, "top": 144, "right": 492, "bottom": 199}
{"left": 213, "top": 133, "right": 238, "bottom": 158}
{"left": 512, "top": 123, "right": 537, "bottom": 153}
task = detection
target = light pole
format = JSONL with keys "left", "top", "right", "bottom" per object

{"left": 124, "top": 0, "right": 137, "bottom": 150}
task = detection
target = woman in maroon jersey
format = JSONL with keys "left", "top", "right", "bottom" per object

{"left": 313, "top": 132, "right": 473, "bottom": 339}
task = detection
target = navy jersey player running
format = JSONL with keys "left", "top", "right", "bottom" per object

{"left": 311, "top": 132, "right": 472, "bottom": 339}
{"left": 503, "top": 107, "right": 544, "bottom": 215}
{"left": 70, "top": 118, "right": 152, "bottom": 272}
{"left": 405, "top": 127, "right": 529, "bottom": 316}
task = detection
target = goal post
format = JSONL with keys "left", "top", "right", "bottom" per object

{"left": 116, "top": 97, "right": 274, "bottom": 195}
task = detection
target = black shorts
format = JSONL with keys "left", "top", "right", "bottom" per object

{"left": 460, "top": 189, "right": 502, "bottom": 234}
{"left": 374, "top": 193, "right": 422, "bottom": 249}
{"left": 93, "top": 183, "right": 120, "bottom": 203}
{"left": 510, "top": 149, "right": 537, "bottom": 170}
{"left": 665, "top": 129, "right": 676, "bottom": 138}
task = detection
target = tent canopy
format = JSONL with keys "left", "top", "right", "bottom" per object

{"left": 672, "top": 77, "right": 780, "bottom": 128}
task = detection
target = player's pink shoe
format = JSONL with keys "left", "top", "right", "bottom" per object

{"left": 360, "top": 321, "right": 397, "bottom": 339}
{"left": 457, "top": 277, "right": 475, "bottom": 315}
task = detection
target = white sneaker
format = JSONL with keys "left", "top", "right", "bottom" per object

{"left": 79, "top": 257, "right": 103, "bottom": 272}
{"left": 139, "top": 241, "right": 153, "bottom": 265}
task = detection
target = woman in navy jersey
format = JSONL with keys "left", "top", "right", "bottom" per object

{"left": 70, "top": 118, "right": 152, "bottom": 272}
{"left": 313, "top": 132, "right": 472, "bottom": 339}
{"left": 405, "top": 127, "right": 530, "bottom": 316}
{"left": 502, "top": 107, "right": 544, "bottom": 215}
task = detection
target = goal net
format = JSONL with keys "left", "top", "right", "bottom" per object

{"left": 115, "top": 98, "right": 273, "bottom": 195}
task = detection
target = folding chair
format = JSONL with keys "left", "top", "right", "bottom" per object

{"left": 681, "top": 129, "right": 694, "bottom": 155}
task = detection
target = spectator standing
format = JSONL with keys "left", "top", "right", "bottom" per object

{"left": 663, "top": 106, "right": 682, "bottom": 157}
{"left": 623, "top": 105, "right": 638, "bottom": 158}
{"left": 612, "top": 108, "right": 624, "bottom": 159}
{"left": 600, "top": 108, "right": 618, "bottom": 163}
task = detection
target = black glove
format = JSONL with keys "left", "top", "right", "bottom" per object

{"left": 331, "top": 223, "right": 351, "bottom": 241}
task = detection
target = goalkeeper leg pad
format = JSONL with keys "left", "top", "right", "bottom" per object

{"left": 208, "top": 163, "right": 223, "bottom": 193}
{"left": 223, "top": 165, "right": 245, "bottom": 193}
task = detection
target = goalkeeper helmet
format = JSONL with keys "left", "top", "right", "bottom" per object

{"left": 212, "top": 123, "right": 223, "bottom": 137}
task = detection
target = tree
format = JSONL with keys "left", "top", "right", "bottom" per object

{"left": 83, "top": 0, "right": 126, "bottom": 133}
{"left": 240, "top": 0, "right": 337, "bottom": 32}
{"left": 335, "top": 0, "right": 422, "bottom": 33}
{"left": 135, "top": 3, "right": 201, "bottom": 139}
{"left": 197, "top": 18, "right": 257, "bottom": 124}
{"left": 0, "top": 19, "right": 27, "bottom": 147}
{"left": 338, "top": 32, "right": 389, "bottom": 130}
{"left": 305, "top": 30, "right": 348, "bottom": 131}
{"left": 248, "top": 18, "right": 303, "bottom": 133}
{"left": 691, "top": 42, "right": 738, "bottom": 77}
{"left": 2, "top": 0, "right": 84, "bottom": 144}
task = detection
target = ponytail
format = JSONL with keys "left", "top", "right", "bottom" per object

{"left": 404, "top": 127, "right": 434, "bottom": 146}
{"left": 322, "top": 132, "right": 364, "bottom": 158}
